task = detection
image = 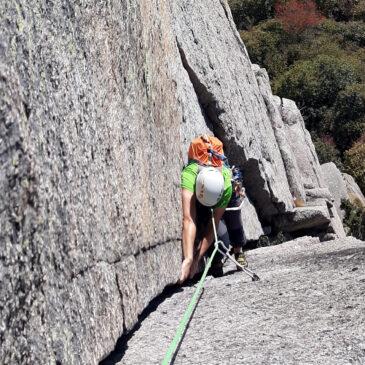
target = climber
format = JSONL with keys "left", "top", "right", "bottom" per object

{"left": 207, "top": 166, "right": 248, "bottom": 277}
{"left": 179, "top": 135, "right": 233, "bottom": 284}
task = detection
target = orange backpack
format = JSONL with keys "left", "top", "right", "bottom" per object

{"left": 188, "top": 135, "right": 227, "bottom": 167}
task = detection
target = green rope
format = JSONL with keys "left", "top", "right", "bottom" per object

{"left": 161, "top": 245, "right": 219, "bottom": 365}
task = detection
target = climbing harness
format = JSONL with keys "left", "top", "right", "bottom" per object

{"left": 219, "top": 199, "right": 257, "bottom": 275}
{"left": 225, "top": 198, "right": 245, "bottom": 211}
{"left": 162, "top": 209, "right": 259, "bottom": 364}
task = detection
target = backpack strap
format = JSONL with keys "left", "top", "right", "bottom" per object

{"left": 200, "top": 135, "right": 228, "bottom": 165}
{"left": 207, "top": 148, "right": 227, "bottom": 162}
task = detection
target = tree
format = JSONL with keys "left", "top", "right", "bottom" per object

{"left": 341, "top": 199, "right": 365, "bottom": 240}
{"left": 333, "top": 84, "right": 365, "bottom": 151}
{"left": 313, "top": 136, "right": 343, "bottom": 168}
{"left": 344, "top": 141, "right": 365, "bottom": 194}
{"left": 228, "top": 0, "right": 276, "bottom": 30}
{"left": 333, "top": 84, "right": 365, "bottom": 121}
{"left": 353, "top": 0, "right": 365, "bottom": 21}
{"left": 316, "top": 0, "right": 357, "bottom": 21}
{"left": 274, "top": 55, "right": 358, "bottom": 132}
{"left": 275, "top": 0, "right": 324, "bottom": 34}
{"left": 239, "top": 20, "right": 287, "bottom": 78}
{"left": 341, "top": 21, "right": 365, "bottom": 48}
{"left": 334, "top": 119, "right": 365, "bottom": 152}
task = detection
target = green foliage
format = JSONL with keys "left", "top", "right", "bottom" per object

{"left": 332, "top": 84, "right": 365, "bottom": 151}
{"left": 291, "top": 32, "right": 342, "bottom": 60}
{"left": 333, "top": 84, "right": 365, "bottom": 121}
{"left": 344, "top": 142, "right": 365, "bottom": 194}
{"left": 316, "top": 0, "right": 358, "bottom": 21}
{"left": 239, "top": 21, "right": 287, "bottom": 78}
{"left": 270, "top": 231, "right": 288, "bottom": 245}
{"left": 341, "top": 21, "right": 365, "bottom": 47}
{"left": 241, "top": 18, "right": 365, "bottom": 81}
{"left": 232, "top": 1, "right": 365, "bottom": 176}
{"left": 321, "top": 20, "right": 365, "bottom": 47}
{"left": 341, "top": 199, "right": 365, "bottom": 240}
{"left": 312, "top": 136, "right": 343, "bottom": 168}
{"left": 257, "top": 231, "right": 290, "bottom": 247}
{"left": 257, "top": 235, "right": 270, "bottom": 247}
{"left": 274, "top": 55, "right": 359, "bottom": 131}
{"left": 334, "top": 119, "right": 365, "bottom": 152}
{"left": 274, "top": 55, "right": 358, "bottom": 107}
{"left": 353, "top": 0, "right": 365, "bottom": 21}
{"left": 228, "top": 0, "right": 275, "bottom": 30}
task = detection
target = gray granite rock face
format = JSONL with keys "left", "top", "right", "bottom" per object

{"left": 320, "top": 163, "right": 365, "bottom": 218}
{"left": 276, "top": 99, "right": 345, "bottom": 238}
{"left": 318, "top": 165, "right": 364, "bottom": 239}
{"left": 327, "top": 204, "right": 347, "bottom": 239}
{"left": 252, "top": 68, "right": 345, "bottom": 238}
{"left": 170, "top": 0, "right": 294, "bottom": 220}
{"left": 279, "top": 98, "right": 326, "bottom": 189}
{"left": 1, "top": 1, "right": 182, "bottom": 363}
{"left": 239, "top": 195, "right": 264, "bottom": 241}
{"left": 253, "top": 66, "right": 306, "bottom": 203}
{"left": 171, "top": 50, "right": 213, "bottom": 164}
{"left": 305, "top": 187, "right": 334, "bottom": 204}
{"left": 1, "top": 0, "right": 350, "bottom": 363}
{"left": 343, "top": 173, "right": 365, "bottom": 208}
{"left": 117, "top": 237, "right": 365, "bottom": 365}
{"left": 273, "top": 206, "right": 331, "bottom": 232}
{"left": 321, "top": 162, "right": 348, "bottom": 219}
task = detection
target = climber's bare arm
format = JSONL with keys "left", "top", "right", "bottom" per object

{"left": 179, "top": 188, "right": 197, "bottom": 283}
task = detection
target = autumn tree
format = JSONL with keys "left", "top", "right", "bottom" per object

{"left": 275, "top": 0, "right": 324, "bottom": 33}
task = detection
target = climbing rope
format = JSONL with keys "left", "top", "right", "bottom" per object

{"left": 162, "top": 210, "right": 219, "bottom": 364}
{"left": 161, "top": 241, "right": 219, "bottom": 365}
{"left": 162, "top": 209, "right": 260, "bottom": 364}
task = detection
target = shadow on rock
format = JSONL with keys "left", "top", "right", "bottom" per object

{"left": 99, "top": 285, "right": 183, "bottom": 365}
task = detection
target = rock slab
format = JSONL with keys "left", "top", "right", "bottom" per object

{"left": 117, "top": 237, "right": 365, "bottom": 365}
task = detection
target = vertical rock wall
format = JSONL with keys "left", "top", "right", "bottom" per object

{"left": 321, "top": 163, "right": 365, "bottom": 212}
{"left": 170, "top": 0, "right": 295, "bottom": 220}
{"left": 342, "top": 173, "right": 365, "bottom": 207}
{"left": 321, "top": 162, "right": 348, "bottom": 218}
{"left": 1, "top": 0, "right": 183, "bottom": 363}
{"left": 253, "top": 66, "right": 305, "bottom": 203}
{"left": 171, "top": 1, "right": 344, "bottom": 240}
{"left": 279, "top": 98, "right": 326, "bottom": 189}
{"left": 0, "top": 0, "right": 348, "bottom": 363}
{"left": 277, "top": 99, "right": 345, "bottom": 238}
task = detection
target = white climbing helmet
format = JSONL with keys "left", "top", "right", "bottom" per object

{"left": 195, "top": 167, "right": 224, "bottom": 207}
